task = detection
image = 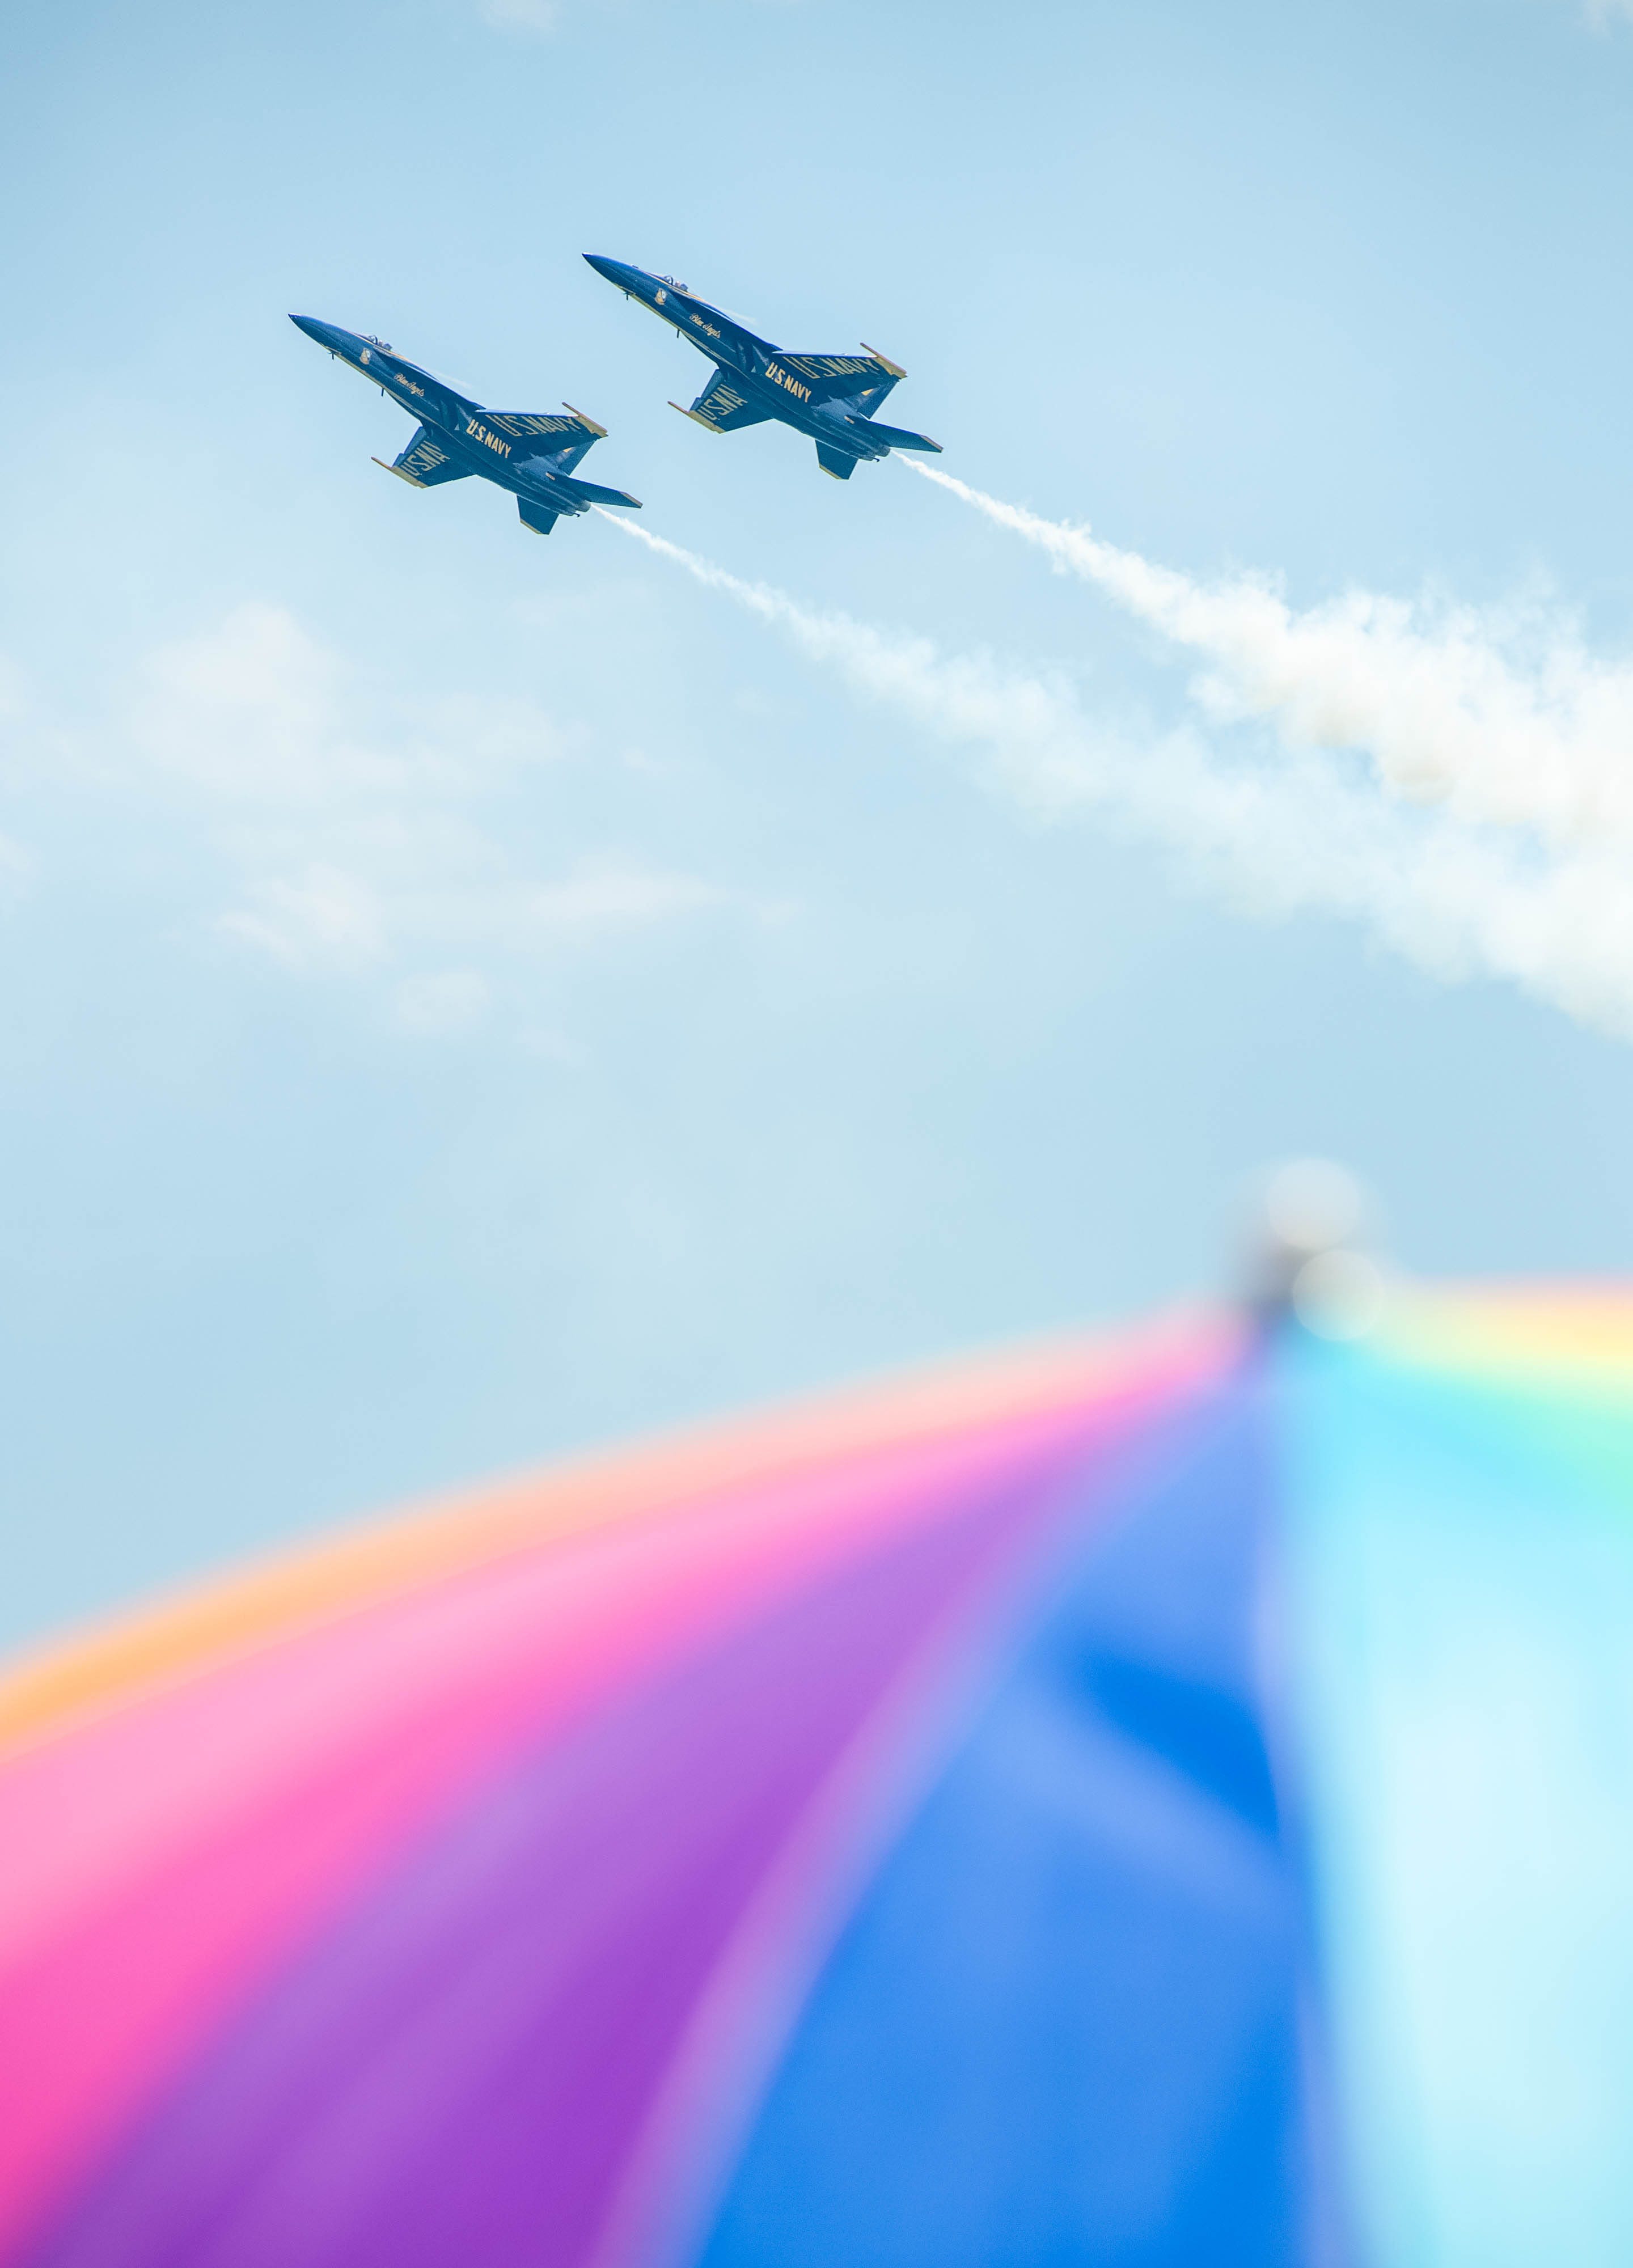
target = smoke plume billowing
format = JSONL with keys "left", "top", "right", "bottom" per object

{"left": 907, "top": 461, "right": 1633, "bottom": 854}
{"left": 600, "top": 513, "right": 1633, "bottom": 1039}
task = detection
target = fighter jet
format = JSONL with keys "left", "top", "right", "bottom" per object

{"left": 583, "top": 257, "right": 942, "bottom": 483}
{"left": 289, "top": 316, "right": 641, "bottom": 536}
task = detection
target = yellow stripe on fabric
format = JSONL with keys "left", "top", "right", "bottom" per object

{"left": 0, "top": 1314, "right": 1224, "bottom": 1761}
{"left": 1379, "top": 1285, "right": 1633, "bottom": 1391}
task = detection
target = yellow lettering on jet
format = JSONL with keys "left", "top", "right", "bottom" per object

{"left": 765, "top": 363, "right": 811, "bottom": 403}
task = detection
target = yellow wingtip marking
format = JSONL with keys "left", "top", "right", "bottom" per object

{"left": 861, "top": 341, "right": 907, "bottom": 379}
{"left": 562, "top": 403, "right": 608, "bottom": 437}
{"left": 669, "top": 401, "right": 724, "bottom": 433}
{"left": 372, "top": 457, "right": 427, "bottom": 487}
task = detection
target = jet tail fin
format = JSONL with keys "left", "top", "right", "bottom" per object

{"left": 518, "top": 499, "right": 560, "bottom": 536}
{"left": 815, "top": 443, "right": 858, "bottom": 481}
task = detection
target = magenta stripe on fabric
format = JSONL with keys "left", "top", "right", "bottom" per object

{"left": 6, "top": 1383, "right": 1194, "bottom": 2266}
{"left": 24, "top": 1433, "right": 1109, "bottom": 2268}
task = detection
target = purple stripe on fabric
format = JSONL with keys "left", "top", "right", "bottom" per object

{"left": 26, "top": 1435, "right": 1106, "bottom": 2268}
{"left": 596, "top": 1381, "right": 1253, "bottom": 2268}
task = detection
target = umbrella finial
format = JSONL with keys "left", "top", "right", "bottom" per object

{"left": 1246, "top": 1158, "right": 1384, "bottom": 1339}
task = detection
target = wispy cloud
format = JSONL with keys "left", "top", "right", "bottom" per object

{"left": 0, "top": 656, "right": 42, "bottom": 898}
{"left": 1519, "top": 0, "right": 1633, "bottom": 24}
{"left": 602, "top": 513, "right": 1633, "bottom": 1040}
{"left": 217, "top": 863, "right": 391, "bottom": 974}
{"left": 392, "top": 969, "right": 493, "bottom": 1036}
{"left": 12, "top": 602, "right": 750, "bottom": 1025}
{"left": 476, "top": 0, "right": 559, "bottom": 35}
{"left": 135, "top": 603, "right": 566, "bottom": 807}
{"left": 476, "top": 0, "right": 792, "bottom": 39}
{"left": 0, "top": 831, "right": 32, "bottom": 900}
{"left": 217, "top": 841, "right": 735, "bottom": 978}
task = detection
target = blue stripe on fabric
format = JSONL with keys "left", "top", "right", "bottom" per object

{"left": 695, "top": 1366, "right": 1339, "bottom": 2268}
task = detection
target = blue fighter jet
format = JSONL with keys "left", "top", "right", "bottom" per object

{"left": 583, "top": 258, "right": 942, "bottom": 483}
{"left": 290, "top": 316, "right": 641, "bottom": 535}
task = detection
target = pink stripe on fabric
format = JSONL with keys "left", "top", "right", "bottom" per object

{"left": 3, "top": 1348, "right": 1217, "bottom": 1970}
{"left": 0, "top": 1363, "right": 1212, "bottom": 2265}
{"left": 27, "top": 1470, "right": 1069, "bottom": 2268}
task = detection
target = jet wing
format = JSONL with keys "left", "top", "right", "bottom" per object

{"left": 772, "top": 352, "right": 904, "bottom": 411}
{"left": 673, "top": 368, "right": 773, "bottom": 434}
{"left": 483, "top": 410, "right": 604, "bottom": 477}
{"left": 376, "top": 425, "right": 473, "bottom": 488}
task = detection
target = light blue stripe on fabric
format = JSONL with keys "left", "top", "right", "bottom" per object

{"left": 1282, "top": 1335, "right": 1633, "bottom": 2268}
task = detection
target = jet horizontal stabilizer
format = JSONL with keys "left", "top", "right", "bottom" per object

{"left": 846, "top": 417, "right": 942, "bottom": 452}
{"left": 518, "top": 498, "right": 560, "bottom": 536}
{"left": 556, "top": 476, "right": 643, "bottom": 509}
{"left": 815, "top": 443, "right": 858, "bottom": 481}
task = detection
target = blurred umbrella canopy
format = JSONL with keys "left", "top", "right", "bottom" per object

{"left": 5, "top": 1289, "right": 1633, "bottom": 2268}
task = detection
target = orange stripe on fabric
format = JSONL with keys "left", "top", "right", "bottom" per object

{"left": 0, "top": 1313, "right": 1231, "bottom": 1759}
{"left": 0, "top": 1412, "right": 1118, "bottom": 2265}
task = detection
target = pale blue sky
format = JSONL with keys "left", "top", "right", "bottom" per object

{"left": 5, "top": 0, "right": 1633, "bottom": 1643}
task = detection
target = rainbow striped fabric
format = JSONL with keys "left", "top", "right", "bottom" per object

{"left": 5, "top": 1291, "right": 1633, "bottom": 2268}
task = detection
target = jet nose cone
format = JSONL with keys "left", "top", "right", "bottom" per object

{"left": 583, "top": 254, "right": 637, "bottom": 289}
{"left": 290, "top": 314, "right": 339, "bottom": 348}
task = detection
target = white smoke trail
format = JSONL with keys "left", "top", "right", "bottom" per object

{"left": 599, "top": 513, "right": 1633, "bottom": 1037}
{"left": 906, "top": 461, "right": 1633, "bottom": 856}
